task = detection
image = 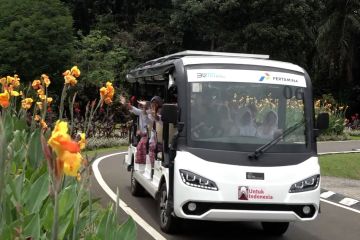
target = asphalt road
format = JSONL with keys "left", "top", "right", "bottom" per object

{"left": 91, "top": 149, "right": 360, "bottom": 240}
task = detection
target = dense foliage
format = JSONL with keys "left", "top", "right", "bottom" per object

{"left": 1, "top": 0, "right": 360, "bottom": 113}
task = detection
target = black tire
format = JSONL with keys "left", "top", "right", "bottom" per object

{"left": 130, "top": 168, "right": 144, "bottom": 196}
{"left": 158, "top": 183, "right": 178, "bottom": 233}
{"left": 261, "top": 222, "right": 289, "bottom": 235}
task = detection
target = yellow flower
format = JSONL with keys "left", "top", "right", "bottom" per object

{"left": 71, "top": 66, "right": 81, "bottom": 77}
{"left": 12, "top": 75, "right": 20, "bottom": 87}
{"left": 48, "top": 120, "right": 80, "bottom": 156}
{"left": 100, "top": 87, "right": 107, "bottom": 98}
{"left": 0, "top": 77, "right": 6, "bottom": 85}
{"left": 37, "top": 88, "right": 45, "bottom": 96}
{"left": 42, "top": 74, "right": 51, "bottom": 87}
{"left": 6, "top": 76, "right": 14, "bottom": 84}
{"left": 39, "top": 94, "right": 46, "bottom": 100}
{"left": 21, "top": 98, "right": 33, "bottom": 110}
{"left": 0, "top": 91, "right": 10, "bottom": 108}
{"left": 60, "top": 151, "right": 82, "bottom": 176}
{"left": 64, "top": 74, "right": 77, "bottom": 86}
{"left": 99, "top": 82, "right": 115, "bottom": 105}
{"left": 47, "top": 97, "right": 53, "bottom": 104}
{"left": 11, "top": 90, "right": 20, "bottom": 97}
{"left": 32, "top": 80, "right": 42, "bottom": 90}
{"left": 36, "top": 102, "right": 43, "bottom": 110}
{"left": 78, "top": 133, "right": 86, "bottom": 150}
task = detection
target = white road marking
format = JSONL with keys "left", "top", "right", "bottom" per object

{"left": 339, "top": 198, "right": 359, "bottom": 206}
{"left": 320, "top": 191, "right": 335, "bottom": 199}
{"left": 320, "top": 199, "right": 360, "bottom": 214}
{"left": 93, "top": 152, "right": 167, "bottom": 240}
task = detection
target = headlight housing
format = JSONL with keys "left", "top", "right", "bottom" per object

{"left": 289, "top": 174, "right": 320, "bottom": 193}
{"left": 179, "top": 169, "right": 218, "bottom": 191}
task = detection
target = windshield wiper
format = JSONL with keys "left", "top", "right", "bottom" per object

{"left": 248, "top": 120, "right": 305, "bottom": 160}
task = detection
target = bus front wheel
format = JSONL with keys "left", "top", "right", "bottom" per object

{"left": 261, "top": 222, "right": 289, "bottom": 235}
{"left": 158, "top": 183, "right": 178, "bottom": 233}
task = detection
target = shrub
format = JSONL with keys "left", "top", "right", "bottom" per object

{"left": 315, "top": 94, "right": 348, "bottom": 136}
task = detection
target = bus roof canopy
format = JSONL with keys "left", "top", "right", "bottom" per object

{"left": 126, "top": 50, "right": 304, "bottom": 83}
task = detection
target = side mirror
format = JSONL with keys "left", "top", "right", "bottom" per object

{"left": 161, "top": 104, "right": 178, "bottom": 124}
{"left": 316, "top": 112, "right": 329, "bottom": 130}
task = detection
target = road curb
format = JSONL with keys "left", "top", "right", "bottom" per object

{"left": 320, "top": 189, "right": 360, "bottom": 213}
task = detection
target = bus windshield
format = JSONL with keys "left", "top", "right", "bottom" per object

{"left": 188, "top": 68, "right": 308, "bottom": 152}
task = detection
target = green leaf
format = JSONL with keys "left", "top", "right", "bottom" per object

{"left": 41, "top": 199, "right": 54, "bottom": 232}
{"left": 24, "top": 173, "right": 49, "bottom": 213}
{"left": 115, "top": 217, "right": 137, "bottom": 240}
{"left": 13, "top": 118, "right": 28, "bottom": 131}
{"left": 23, "top": 213, "right": 40, "bottom": 240}
{"left": 58, "top": 185, "right": 77, "bottom": 218}
{"left": 27, "top": 129, "right": 45, "bottom": 168}
{"left": 7, "top": 174, "right": 23, "bottom": 203}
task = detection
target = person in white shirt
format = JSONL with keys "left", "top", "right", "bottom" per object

{"left": 122, "top": 95, "right": 151, "bottom": 164}
{"left": 239, "top": 109, "right": 257, "bottom": 137}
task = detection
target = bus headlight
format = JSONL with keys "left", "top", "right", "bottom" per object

{"left": 289, "top": 175, "right": 320, "bottom": 193}
{"left": 179, "top": 169, "right": 218, "bottom": 191}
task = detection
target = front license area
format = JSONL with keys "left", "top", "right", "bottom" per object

{"left": 238, "top": 186, "right": 274, "bottom": 201}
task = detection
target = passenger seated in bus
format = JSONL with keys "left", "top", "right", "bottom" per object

{"left": 191, "top": 94, "right": 213, "bottom": 138}
{"left": 256, "top": 110, "right": 279, "bottom": 139}
{"left": 121, "top": 95, "right": 151, "bottom": 164}
{"left": 239, "top": 109, "right": 257, "bottom": 136}
{"left": 148, "top": 96, "right": 163, "bottom": 164}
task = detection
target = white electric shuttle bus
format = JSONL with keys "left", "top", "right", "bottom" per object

{"left": 124, "top": 51, "right": 329, "bottom": 235}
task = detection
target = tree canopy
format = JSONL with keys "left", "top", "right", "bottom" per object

{"left": 1, "top": 0, "right": 360, "bottom": 112}
{"left": 0, "top": 0, "right": 74, "bottom": 83}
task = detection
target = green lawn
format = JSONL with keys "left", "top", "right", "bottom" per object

{"left": 349, "top": 135, "right": 360, "bottom": 140}
{"left": 319, "top": 153, "right": 360, "bottom": 180}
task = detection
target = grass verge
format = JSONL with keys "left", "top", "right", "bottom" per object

{"left": 349, "top": 135, "right": 360, "bottom": 140}
{"left": 319, "top": 153, "right": 360, "bottom": 180}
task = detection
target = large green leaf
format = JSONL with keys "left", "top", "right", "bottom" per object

{"left": 23, "top": 213, "right": 40, "bottom": 240}
{"left": 27, "top": 129, "right": 45, "bottom": 168}
{"left": 115, "top": 217, "right": 137, "bottom": 240}
{"left": 24, "top": 173, "right": 49, "bottom": 213}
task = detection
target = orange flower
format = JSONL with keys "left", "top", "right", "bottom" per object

{"left": 32, "top": 80, "right": 42, "bottom": 90}
{"left": 62, "top": 70, "right": 71, "bottom": 76}
{"left": 0, "top": 91, "right": 10, "bottom": 108}
{"left": 71, "top": 66, "right": 81, "bottom": 77}
{"left": 104, "top": 97, "right": 112, "bottom": 105}
{"left": 100, "top": 87, "right": 107, "bottom": 98}
{"left": 40, "top": 120, "right": 48, "bottom": 130}
{"left": 34, "top": 114, "right": 41, "bottom": 122}
{"left": 99, "top": 81, "right": 115, "bottom": 105}
{"left": 21, "top": 98, "right": 33, "bottom": 110}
